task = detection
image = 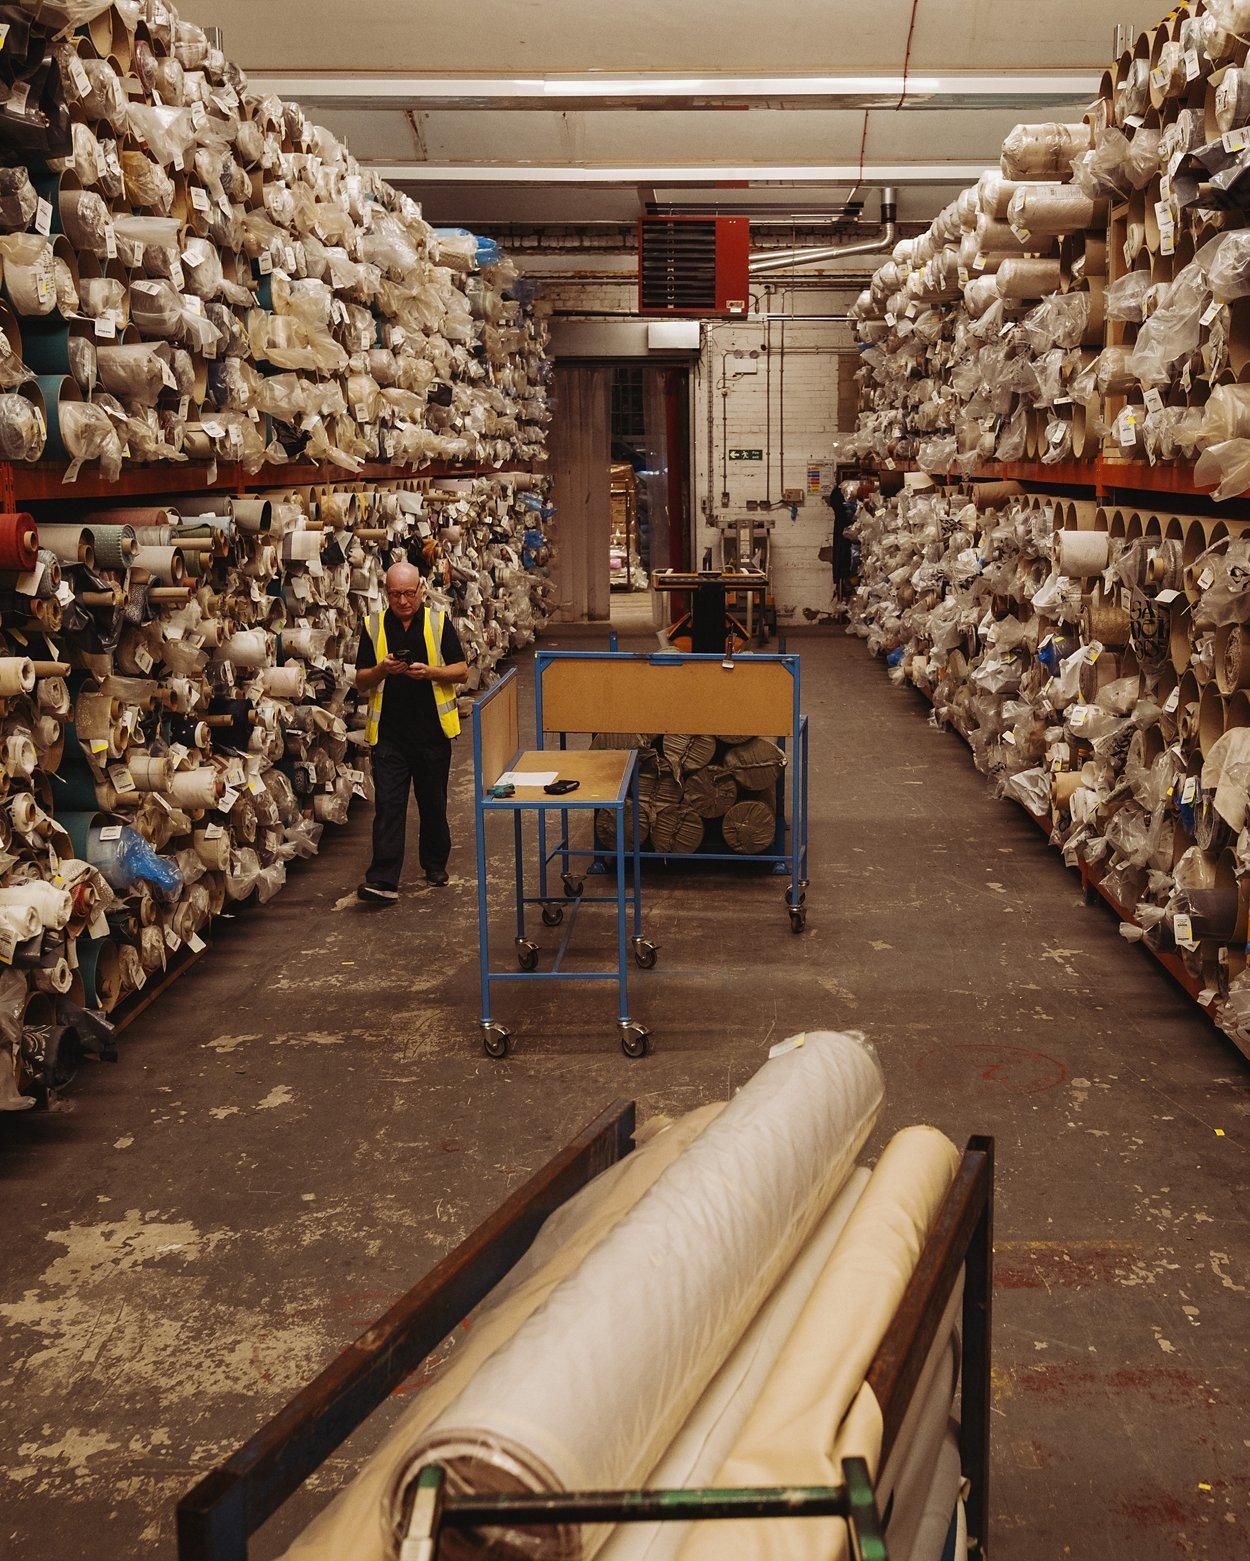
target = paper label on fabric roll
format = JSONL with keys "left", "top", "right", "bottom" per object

{"left": 219, "top": 787, "right": 240, "bottom": 811}
{"left": 1174, "top": 913, "right": 1197, "bottom": 949}
{"left": 34, "top": 197, "right": 53, "bottom": 237}
{"left": 767, "top": 1034, "right": 806, "bottom": 1059}
{"left": 1144, "top": 388, "right": 1164, "bottom": 415}
{"left": 1182, "top": 776, "right": 1198, "bottom": 804}
{"left": 191, "top": 102, "right": 207, "bottom": 128}
{"left": 177, "top": 395, "right": 190, "bottom": 423}
{"left": 108, "top": 764, "right": 136, "bottom": 794}
{"left": 14, "top": 562, "right": 43, "bottom": 595}
{"left": 190, "top": 186, "right": 211, "bottom": 212}
{"left": 132, "top": 964, "right": 146, "bottom": 990}
{"left": 98, "top": 825, "right": 122, "bottom": 841}
{"left": 203, "top": 823, "right": 224, "bottom": 840}
{"left": 1160, "top": 171, "right": 1172, "bottom": 203}
{"left": 94, "top": 314, "right": 117, "bottom": 340}
{"left": 172, "top": 148, "right": 184, "bottom": 172}
{"left": 1001, "top": 730, "right": 1016, "bottom": 745}
{"left": 187, "top": 931, "right": 206, "bottom": 952}
{"left": 1068, "top": 705, "right": 1091, "bottom": 730}
{"left": 169, "top": 743, "right": 189, "bottom": 764}
{"left": 1156, "top": 588, "right": 1181, "bottom": 603}
{"left": 1115, "top": 409, "right": 1139, "bottom": 447}
{"left": 1184, "top": 48, "right": 1200, "bottom": 80}
{"left": 104, "top": 224, "right": 117, "bottom": 259}
{"left": 1160, "top": 223, "right": 1175, "bottom": 256}
{"left": 1201, "top": 300, "right": 1221, "bottom": 327}
{"left": 0, "top": 929, "right": 14, "bottom": 966}
{"left": 88, "top": 910, "right": 108, "bottom": 939}
{"left": 1225, "top": 129, "right": 1248, "bottom": 155}
{"left": 1164, "top": 687, "right": 1181, "bottom": 713}
{"left": 164, "top": 927, "right": 181, "bottom": 952}
{"left": 0, "top": 23, "right": 9, "bottom": 49}
{"left": 1198, "top": 566, "right": 1215, "bottom": 590}
{"left": 90, "top": 738, "right": 109, "bottom": 754}
{"left": 134, "top": 645, "right": 153, "bottom": 672}
{"left": 8, "top": 81, "right": 29, "bottom": 115}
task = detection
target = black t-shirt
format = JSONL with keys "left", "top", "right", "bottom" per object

{"left": 357, "top": 606, "right": 465, "bottom": 746}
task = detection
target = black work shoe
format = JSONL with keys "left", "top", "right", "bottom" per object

{"left": 425, "top": 869, "right": 450, "bottom": 887}
{"left": 357, "top": 882, "right": 399, "bottom": 904}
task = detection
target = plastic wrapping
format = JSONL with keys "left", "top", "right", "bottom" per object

{"left": 0, "top": 166, "right": 37, "bottom": 233}
{"left": 0, "top": 394, "right": 46, "bottom": 462}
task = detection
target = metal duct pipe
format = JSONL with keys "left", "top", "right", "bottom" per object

{"left": 749, "top": 187, "right": 897, "bottom": 276}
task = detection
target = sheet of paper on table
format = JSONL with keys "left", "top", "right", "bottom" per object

{"left": 496, "top": 770, "right": 560, "bottom": 788}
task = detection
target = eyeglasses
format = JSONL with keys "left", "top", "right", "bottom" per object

{"left": 387, "top": 588, "right": 421, "bottom": 599}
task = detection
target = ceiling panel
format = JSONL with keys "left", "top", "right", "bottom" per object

{"left": 205, "top": 0, "right": 1162, "bottom": 74}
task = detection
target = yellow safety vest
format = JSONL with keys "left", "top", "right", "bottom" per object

{"left": 363, "top": 606, "right": 461, "bottom": 743}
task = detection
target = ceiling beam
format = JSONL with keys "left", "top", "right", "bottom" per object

{"left": 372, "top": 163, "right": 989, "bottom": 185}
{"left": 249, "top": 71, "right": 1098, "bottom": 112}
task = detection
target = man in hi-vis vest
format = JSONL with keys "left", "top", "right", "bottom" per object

{"left": 355, "top": 560, "right": 469, "bottom": 903}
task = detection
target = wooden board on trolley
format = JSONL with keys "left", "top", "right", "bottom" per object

{"left": 500, "top": 748, "right": 631, "bottom": 806}
{"left": 541, "top": 656, "right": 792, "bottom": 738}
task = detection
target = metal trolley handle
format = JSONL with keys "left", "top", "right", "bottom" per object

{"left": 398, "top": 1456, "right": 888, "bottom": 1561}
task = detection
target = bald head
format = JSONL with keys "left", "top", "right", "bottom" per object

{"left": 386, "top": 560, "right": 424, "bottom": 622}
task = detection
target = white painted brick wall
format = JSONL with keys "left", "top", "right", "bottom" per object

{"left": 541, "top": 278, "right": 858, "bottom": 623}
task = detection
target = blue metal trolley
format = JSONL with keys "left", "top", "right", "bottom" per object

{"left": 472, "top": 668, "right": 656, "bottom": 1060}
{"left": 532, "top": 649, "right": 810, "bottom": 931}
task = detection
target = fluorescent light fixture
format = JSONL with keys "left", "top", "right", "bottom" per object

{"left": 373, "top": 163, "right": 988, "bottom": 185}
{"left": 248, "top": 72, "right": 1097, "bottom": 110}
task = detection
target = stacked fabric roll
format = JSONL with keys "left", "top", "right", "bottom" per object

{"left": 0, "top": 471, "right": 555, "bottom": 1110}
{"left": 850, "top": 115, "right": 1105, "bottom": 473}
{"left": 0, "top": 0, "right": 551, "bottom": 479}
{"left": 847, "top": 478, "right": 1250, "bottom": 1055}
{"left": 591, "top": 731, "right": 786, "bottom": 857}
{"left": 848, "top": 6, "right": 1250, "bottom": 491}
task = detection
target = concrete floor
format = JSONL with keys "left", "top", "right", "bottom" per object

{"left": 2, "top": 629, "right": 1249, "bottom": 1559}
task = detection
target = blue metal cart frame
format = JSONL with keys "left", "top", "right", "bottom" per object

{"left": 532, "top": 650, "right": 811, "bottom": 932}
{"left": 472, "top": 669, "right": 656, "bottom": 1059}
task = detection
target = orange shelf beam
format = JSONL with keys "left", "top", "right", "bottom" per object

{"left": 0, "top": 459, "right": 541, "bottom": 508}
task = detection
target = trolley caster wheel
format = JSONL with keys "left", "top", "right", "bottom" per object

{"left": 633, "top": 937, "right": 658, "bottom": 970}
{"left": 785, "top": 886, "right": 807, "bottom": 909}
{"left": 562, "top": 873, "right": 584, "bottom": 899}
{"left": 619, "top": 1022, "right": 651, "bottom": 1058}
{"left": 789, "top": 906, "right": 807, "bottom": 934}
{"left": 541, "top": 902, "right": 565, "bottom": 927}
{"left": 482, "top": 1024, "right": 511, "bottom": 1059}
{"left": 515, "top": 938, "right": 539, "bottom": 972}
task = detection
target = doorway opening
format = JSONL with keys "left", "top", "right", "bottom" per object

{"left": 549, "top": 362, "right": 690, "bottom": 630}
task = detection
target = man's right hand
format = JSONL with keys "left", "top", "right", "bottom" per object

{"left": 379, "top": 655, "right": 408, "bottom": 678}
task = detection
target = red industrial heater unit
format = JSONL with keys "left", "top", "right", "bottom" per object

{"left": 637, "top": 215, "right": 751, "bottom": 316}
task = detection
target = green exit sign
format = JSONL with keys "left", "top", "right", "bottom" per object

{"left": 728, "top": 448, "right": 763, "bottom": 461}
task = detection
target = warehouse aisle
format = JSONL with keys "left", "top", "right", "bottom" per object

{"left": 1, "top": 631, "right": 1247, "bottom": 1559}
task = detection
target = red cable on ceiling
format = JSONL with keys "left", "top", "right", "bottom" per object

{"left": 894, "top": 0, "right": 923, "bottom": 110}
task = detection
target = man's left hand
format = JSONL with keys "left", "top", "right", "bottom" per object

{"left": 403, "top": 662, "right": 434, "bottom": 680}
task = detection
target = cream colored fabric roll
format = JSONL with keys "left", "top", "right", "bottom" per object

{"left": 599, "top": 1167, "right": 873, "bottom": 1561}
{"left": 676, "top": 1124, "right": 961, "bottom": 1561}
{"left": 0, "top": 903, "right": 40, "bottom": 942}
{"left": 1057, "top": 529, "right": 1110, "bottom": 576}
{"left": 0, "top": 881, "right": 72, "bottom": 931}
{"left": 283, "top": 1105, "right": 726, "bottom": 1561}
{"left": 395, "top": 1033, "right": 883, "bottom": 1560}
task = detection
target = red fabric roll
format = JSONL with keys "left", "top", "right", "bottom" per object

{"left": 0, "top": 512, "right": 39, "bottom": 572}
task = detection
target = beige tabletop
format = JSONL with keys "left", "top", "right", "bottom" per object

{"left": 487, "top": 748, "right": 633, "bottom": 806}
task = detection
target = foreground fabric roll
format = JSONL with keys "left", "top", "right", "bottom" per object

{"left": 284, "top": 1105, "right": 726, "bottom": 1561}
{"left": 392, "top": 1031, "right": 884, "bottom": 1559}
{"left": 676, "top": 1123, "right": 961, "bottom": 1561}
{"left": 598, "top": 1167, "right": 873, "bottom": 1561}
